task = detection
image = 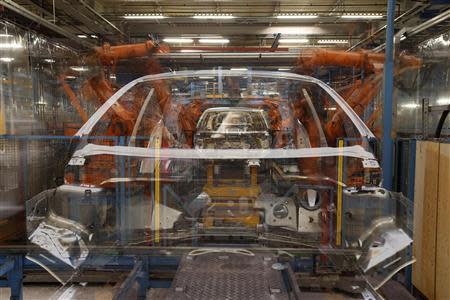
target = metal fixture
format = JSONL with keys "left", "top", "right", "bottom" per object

{"left": 163, "top": 38, "right": 194, "bottom": 44}
{"left": 279, "top": 38, "right": 309, "bottom": 44}
{"left": 193, "top": 14, "right": 235, "bottom": 19}
{"left": 198, "top": 38, "right": 230, "bottom": 44}
{"left": 124, "top": 14, "right": 166, "bottom": 19}
{"left": 347, "top": 4, "right": 429, "bottom": 51}
{"left": 341, "top": 13, "right": 383, "bottom": 19}
{"left": 276, "top": 14, "right": 318, "bottom": 19}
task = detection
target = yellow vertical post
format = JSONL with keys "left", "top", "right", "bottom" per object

{"left": 154, "top": 136, "right": 161, "bottom": 243}
{"left": 336, "top": 139, "right": 344, "bottom": 246}
{"left": 250, "top": 166, "right": 257, "bottom": 186}
{"left": 0, "top": 107, "right": 5, "bottom": 135}
{"left": 207, "top": 164, "right": 214, "bottom": 185}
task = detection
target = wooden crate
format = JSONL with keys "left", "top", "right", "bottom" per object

{"left": 436, "top": 143, "right": 450, "bottom": 300}
{"left": 413, "top": 141, "right": 450, "bottom": 300}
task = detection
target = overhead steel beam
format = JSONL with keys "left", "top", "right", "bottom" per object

{"left": 347, "top": 3, "right": 428, "bottom": 51}
{"left": 156, "top": 52, "right": 297, "bottom": 59}
{"left": 16, "top": 0, "right": 55, "bottom": 19}
{"left": 78, "top": 0, "right": 125, "bottom": 36}
{"left": 152, "top": 52, "right": 298, "bottom": 67}
{"left": 0, "top": 0, "right": 95, "bottom": 48}
{"left": 371, "top": 7, "right": 450, "bottom": 52}
{"left": 406, "top": 7, "right": 450, "bottom": 36}
{"left": 371, "top": 27, "right": 405, "bottom": 52}
{"left": 271, "top": 33, "right": 281, "bottom": 50}
{"left": 56, "top": 0, "right": 112, "bottom": 35}
{"left": 127, "top": 24, "right": 355, "bottom": 36}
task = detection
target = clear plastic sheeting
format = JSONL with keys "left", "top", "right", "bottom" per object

{"left": 0, "top": 20, "right": 92, "bottom": 136}
{"left": 397, "top": 29, "right": 450, "bottom": 137}
{"left": 0, "top": 70, "right": 410, "bottom": 298}
{"left": 0, "top": 19, "right": 415, "bottom": 299}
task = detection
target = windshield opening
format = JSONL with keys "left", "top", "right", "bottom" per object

{"left": 85, "top": 72, "right": 365, "bottom": 150}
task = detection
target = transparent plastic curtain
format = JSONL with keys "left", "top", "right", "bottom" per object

{"left": 397, "top": 30, "right": 450, "bottom": 137}
{"left": 0, "top": 20, "right": 416, "bottom": 296}
{"left": 0, "top": 20, "right": 83, "bottom": 246}
{"left": 0, "top": 20, "right": 87, "bottom": 136}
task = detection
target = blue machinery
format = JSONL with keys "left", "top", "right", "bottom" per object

{"left": 0, "top": 256, "right": 23, "bottom": 300}
{"left": 0, "top": 254, "right": 179, "bottom": 300}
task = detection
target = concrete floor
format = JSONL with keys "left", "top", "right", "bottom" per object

{"left": 0, "top": 279, "right": 415, "bottom": 300}
{"left": 0, "top": 286, "right": 354, "bottom": 300}
{"left": 0, "top": 284, "right": 139, "bottom": 300}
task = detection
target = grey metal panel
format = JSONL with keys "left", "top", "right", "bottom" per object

{"left": 164, "top": 253, "right": 289, "bottom": 300}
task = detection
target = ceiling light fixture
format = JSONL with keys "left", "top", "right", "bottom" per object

{"left": 401, "top": 103, "right": 420, "bottom": 109}
{"left": 163, "top": 38, "right": 194, "bottom": 44}
{"left": 230, "top": 68, "right": 248, "bottom": 71}
{"left": 436, "top": 97, "right": 450, "bottom": 105}
{"left": 341, "top": 13, "right": 383, "bottom": 19}
{"left": 317, "top": 39, "right": 349, "bottom": 44}
{"left": 199, "top": 38, "right": 230, "bottom": 44}
{"left": 0, "top": 34, "right": 13, "bottom": 37}
{"left": 0, "top": 57, "right": 14, "bottom": 62}
{"left": 279, "top": 38, "right": 309, "bottom": 44}
{"left": 70, "top": 66, "right": 89, "bottom": 72}
{"left": 0, "top": 42, "right": 22, "bottom": 49}
{"left": 278, "top": 68, "right": 291, "bottom": 71}
{"left": 77, "top": 34, "right": 88, "bottom": 38}
{"left": 193, "top": 14, "right": 235, "bottom": 19}
{"left": 180, "top": 49, "right": 205, "bottom": 53}
{"left": 276, "top": 14, "right": 318, "bottom": 19}
{"left": 124, "top": 14, "right": 166, "bottom": 19}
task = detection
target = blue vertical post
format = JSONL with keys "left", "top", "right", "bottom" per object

{"left": 119, "top": 136, "right": 127, "bottom": 243}
{"left": 137, "top": 257, "right": 149, "bottom": 299}
{"left": 382, "top": 0, "right": 396, "bottom": 190}
{"left": 7, "top": 256, "right": 23, "bottom": 300}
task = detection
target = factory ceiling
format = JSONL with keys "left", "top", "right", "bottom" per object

{"left": 2, "top": 0, "right": 450, "bottom": 51}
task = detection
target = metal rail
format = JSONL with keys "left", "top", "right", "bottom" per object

{"left": 154, "top": 52, "right": 298, "bottom": 66}
{"left": 78, "top": 0, "right": 125, "bottom": 36}
{"left": 112, "top": 260, "right": 145, "bottom": 300}
{"left": 407, "top": 8, "right": 450, "bottom": 37}
{"left": 347, "top": 4, "right": 429, "bottom": 51}
{"left": 373, "top": 7, "right": 450, "bottom": 52}
{"left": 155, "top": 52, "right": 298, "bottom": 59}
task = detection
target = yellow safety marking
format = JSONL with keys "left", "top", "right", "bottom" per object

{"left": 336, "top": 139, "right": 344, "bottom": 246}
{"left": 154, "top": 136, "right": 161, "bottom": 243}
{"left": 0, "top": 107, "right": 5, "bottom": 135}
